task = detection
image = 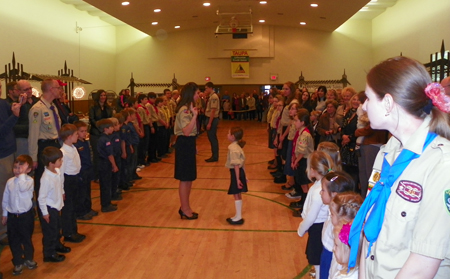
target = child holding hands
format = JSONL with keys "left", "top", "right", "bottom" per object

{"left": 2, "top": 155, "right": 37, "bottom": 275}
{"left": 225, "top": 127, "right": 248, "bottom": 225}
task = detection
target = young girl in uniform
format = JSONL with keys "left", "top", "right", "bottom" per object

{"left": 297, "top": 151, "right": 336, "bottom": 279}
{"left": 319, "top": 172, "right": 356, "bottom": 279}
{"left": 225, "top": 127, "right": 248, "bottom": 225}
{"left": 329, "top": 192, "right": 363, "bottom": 279}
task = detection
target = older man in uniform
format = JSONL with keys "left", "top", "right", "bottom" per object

{"left": 204, "top": 82, "right": 220, "bottom": 162}
{"left": 28, "top": 79, "right": 62, "bottom": 193}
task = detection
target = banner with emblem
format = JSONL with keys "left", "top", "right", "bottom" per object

{"left": 231, "top": 50, "right": 249, "bottom": 79}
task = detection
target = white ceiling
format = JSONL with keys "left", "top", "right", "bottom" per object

{"left": 61, "top": 0, "right": 398, "bottom": 35}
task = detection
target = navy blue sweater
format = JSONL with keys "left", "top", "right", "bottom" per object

{"left": 0, "top": 99, "right": 18, "bottom": 158}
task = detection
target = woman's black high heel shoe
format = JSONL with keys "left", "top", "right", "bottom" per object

{"left": 178, "top": 208, "right": 199, "bottom": 220}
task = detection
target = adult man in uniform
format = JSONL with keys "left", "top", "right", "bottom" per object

{"left": 14, "top": 80, "right": 39, "bottom": 156}
{"left": 204, "top": 82, "right": 219, "bottom": 162}
{"left": 441, "top": 76, "right": 450, "bottom": 95}
{"left": 28, "top": 79, "right": 62, "bottom": 193}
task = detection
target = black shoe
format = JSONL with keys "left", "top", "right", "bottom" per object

{"left": 289, "top": 201, "right": 304, "bottom": 209}
{"left": 270, "top": 171, "right": 283, "bottom": 177}
{"left": 56, "top": 245, "right": 71, "bottom": 253}
{"left": 267, "top": 165, "right": 277, "bottom": 170}
{"left": 112, "top": 194, "right": 123, "bottom": 201}
{"left": 205, "top": 157, "right": 218, "bottom": 162}
{"left": 268, "top": 159, "right": 275, "bottom": 165}
{"left": 156, "top": 157, "right": 162, "bottom": 161}
{"left": 77, "top": 213, "right": 92, "bottom": 220}
{"left": 43, "top": 254, "right": 65, "bottom": 262}
{"left": 274, "top": 176, "right": 287, "bottom": 184}
{"left": 64, "top": 233, "right": 85, "bottom": 243}
{"left": 132, "top": 176, "right": 142, "bottom": 180}
{"left": 150, "top": 159, "right": 159, "bottom": 163}
{"left": 89, "top": 210, "right": 99, "bottom": 216}
{"left": 281, "top": 185, "right": 294, "bottom": 191}
{"left": 226, "top": 218, "right": 244, "bottom": 225}
{"left": 292, "top": 209, "right": 303, "bottom": 217}
{"left": 101, "top": 205, "right": 117, "bottom": 213}
{"left": 160, "top": 154, "right": 169, "bottom": 158}
{"left": 178, "top": 208, "right": 198, "bottom": 220}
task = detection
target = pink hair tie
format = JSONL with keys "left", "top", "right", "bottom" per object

{"left": 424, "top": 83, "right": 450, "bottom": 113}
{"left": 339, "top": 223, "right": 351, "bottom": 245}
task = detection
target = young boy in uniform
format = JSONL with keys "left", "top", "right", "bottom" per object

{"left": 96, "top": 119, "right": 118, "bottom": 212}
{"left": 38, "top": 146, "right": 70, "bottom": 263}
{"left": 110, "top": 117, "right": 123, "bottom": 201}
{"left": 2, "top": 155, "right": 37, "bottom": 275}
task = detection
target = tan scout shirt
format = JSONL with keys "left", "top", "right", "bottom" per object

{"left": 363, "top": 116, "right": 450, "bottom": 279}
{"left": 174, "top": 105, "right": 197, "bottom": 136}
{"left": 294, "top": 128, "right": 314, "bottom": 158}
{"left": 205, "top": 92, "right": 219, "bottom": 118}
{"left": 28, "top": 98, "right": 61, "bottom": 161}
{"left": 146, "top": 103, "right": 158, "bottom": 124}
{"left": 137, "top": 105, "right": 150, "bottom": 125}
{"left": 225, "top": 141, "right": 245, "bottom": 169}
{"left": 280, "top": 99, "right": 299, "bottom": 127}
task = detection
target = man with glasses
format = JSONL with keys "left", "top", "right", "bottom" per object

{"left": 14, "top": 80, "right": 39, "bottom": 156}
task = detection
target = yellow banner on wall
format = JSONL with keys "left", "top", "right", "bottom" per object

{"left": 231, "top": 50, "right": 249, "bottom": 78}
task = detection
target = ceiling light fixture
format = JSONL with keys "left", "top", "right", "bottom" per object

{"left": 154, "top": 9, "right": 161, "bottom": 12}
{"left": 175, "top": 26, "right": 180, "bottom": 29}
{"left": 300, "top": 22, "right": 306, "bottom": 25}
{"left": 121, "top": 1, "right": 130, "bottom": 6}
{"left": 203, "top": 2, "right": 211, "bottom": 6}
{"left": 260, "top": 1, "right": 267, "bottom": 4}
{"left": 310, "top": 3, "right": 318, "bottom": 7}
{"left": 152, "top": 22, "right": 158, "bottom": 25}
{"left": 259, "top": 19, "right": 265, "bottom": 23}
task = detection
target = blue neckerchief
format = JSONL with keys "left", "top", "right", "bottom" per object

{"left": 348, "top": 132, "right": 437, "bottom": 270}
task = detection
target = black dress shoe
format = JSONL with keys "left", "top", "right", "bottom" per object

{"left": 77, "top": 213, "right": 92, "bottom": 220}
{"left": 101, "top": 205, "right": 118, "bottom": 213}
{"left": 43, "top": 254, "right": 65, "bottom": 262}
{"left": 268, "top": 159, "right": 275, "bottom": 165}
{"left": 150, "top": 159, "right": 159, "bottom": 163}
{"left": 271, "top": 171, "right": 283, "bottom": 177}
{"left": 267, "top": 165, "right": 277, "bottom": 170}
{"left": 56, "top": 245, "right": 71, "bottom": 253}
{"left": 112, "top": 194, "right": 123, "bottom": 201}
{"left": 274, "top": 176, "right": 287, "bottom": 184}
{"left": 64, "top": 234, "right": 85, "bottom": 243}
{"left": 226, "top": 218, "right": 244, "bottom": 225}
{"left": 89, "top": 210, "right": 99, "bottom": 216}
{"left": 205, "top": 157, "right": 218, "bottom": 162}
{"left": 132, "top": 176, "right": 142, "bottom": 180}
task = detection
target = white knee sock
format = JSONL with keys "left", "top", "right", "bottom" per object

{"left": 232, "top": 200, "right": 243, "bottom": 221}
{"left": 314, "top": 265, "right": 320, "bottom": 279}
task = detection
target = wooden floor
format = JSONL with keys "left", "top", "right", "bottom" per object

{"left": 0, "top": 120, "right": 312, "bottom": 279}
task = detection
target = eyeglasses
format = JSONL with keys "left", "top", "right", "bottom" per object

{"left": 20, "top": 87, "right": 32, "bottom": 92}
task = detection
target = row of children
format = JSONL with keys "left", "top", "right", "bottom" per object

{"left": 0, "top": 107, "right": 144, "bottom": 276}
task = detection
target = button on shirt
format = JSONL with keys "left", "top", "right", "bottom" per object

{"left": 38, "top": 168, "right": 65, "bottom": 215}
{"left": 2, "top": 174, "right": 34, "bottom": 216}
{"left": 363, "top": 116, "right": 450, "bottom": 278}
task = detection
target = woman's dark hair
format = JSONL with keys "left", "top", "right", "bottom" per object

{"left": 176, "top": 82, "right": 199, "bottom": 113}
{"left": 317, "top": 86, "right": 327, "bottom": 101}
{"left": 367, "top": 56, "right": 450, "bottom": 140}
{"left": 284, "top": 81, "right": 297, "bottom": 105}
{"left": 94, "top": 89, "right": 109, "bottom": 107}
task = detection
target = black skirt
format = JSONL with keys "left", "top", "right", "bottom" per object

{"left": 305, "top": 222, "right": 324, "bottom": 265}
{"left": 294, "top": 158, "right": 310, "bottom": 185}
{"left": 228, "top": 168, "right": 248, "bottom": 194}
{"left": 174, "top": 136, "right": 197, "bottom": 181}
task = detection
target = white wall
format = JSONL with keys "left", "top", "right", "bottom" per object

{"left": 372, "top": 0, "right": 450, "bottom": 64}
{"left": 0, "top": 0, "right": 116, "bottom": 98}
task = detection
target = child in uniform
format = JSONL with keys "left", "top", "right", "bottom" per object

{"left": 2, "top": 155, "right": 37, "bottom": 275}
{"left": 110, "top": 117, "right": 123, "bottom": 201}
{"left": 225, "top": 127, "right": 247, "bottom": 225}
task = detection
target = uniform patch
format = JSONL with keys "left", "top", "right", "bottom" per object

{"left": 43, "top": 112, "right": 50, "bottom": 117}
{"left": 396, "top": 180, "right": 422, "bottom": 203}
{"left": 367, "top": 169, "right": 380, "bottom": 193}
{"left": 444, "top": 189, "right": 450, "bottom": 215}
{"left": 106, "top": 142, "right": 111, "bottom": 146}
{"left": 33, "top": 112, "right": 39, "bottom": 118}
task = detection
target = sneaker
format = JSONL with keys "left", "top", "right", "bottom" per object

{"left": 309, "top": 266, "right": 316, "bottom": 278}
{"left": 285, "top": 190, "right": 302, "bottom": 199}
{"left": 13, "top": 264, "right": 23, "bottom": 275}
{"left": 24, "top": 260, "right": 38, "bottom": 270}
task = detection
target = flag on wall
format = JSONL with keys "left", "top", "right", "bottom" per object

{"left": 231, "top": 50, "right": 249, "bottom": 78}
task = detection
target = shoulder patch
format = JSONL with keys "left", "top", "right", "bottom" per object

{"left": 33, "top": 112, "right": 39, "bottom": 118}
{"left": 396, "top": 180, "right": 422, "bottom": 203}
{"left": 444, "top": 189, "right": 450, "bottom": 215}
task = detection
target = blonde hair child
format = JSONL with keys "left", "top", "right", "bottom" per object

{"left": 297, "top": 151, "right": 336, "bottom": 279}
{"left": 329, "top": 192, "right": 363, "bottom": 279}
{"left": 225, "top": 127, "right": 247, "bottom": 225}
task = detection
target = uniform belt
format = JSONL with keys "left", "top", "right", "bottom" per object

{"left": 38, "top": 139, "right": 59, "bottom": 144}
{"left": 8, "top": 208, "right": 32, "bottom": 218}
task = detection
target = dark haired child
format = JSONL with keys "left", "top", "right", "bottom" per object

{"left": 225, "top": 127, "right": 248, "bottom": 225}
{"left": 59, "top": 124, "right": 85, "bottom": 243}
{"left": 2, "top": 155, "right": 37, "bottom": 275}
{"left": 319, "top": 172, "right": 355, "bottom": 279}
{"left": 38, "top": 146, "right": 70, "bottom": 263}
{"left": 96, "top": 119, "right": 118, "bottom": 213}
{"left": 73, "top": 121, "right": 97, "bottom": 220}
{"left": 110, "top": 117, "right": 123, "bottom": 201}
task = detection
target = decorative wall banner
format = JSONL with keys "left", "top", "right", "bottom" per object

{"left": 231, "top": 50, "right": 249, "bottom": 78}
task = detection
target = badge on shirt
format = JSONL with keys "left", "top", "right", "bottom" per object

{"left": 44, "top": 112, "right": 50, "bottom": 117}
{"left": 106, "top": 142, "right": 111, "bottom": 146}
{"left": 444, "top": 189, "right": 450, "bottom": 215}
{"left": 396, "top": 180, "right": 422, "bottom": 203}
{"left": 367, "top": 169, "right": 381, "bottom": 192}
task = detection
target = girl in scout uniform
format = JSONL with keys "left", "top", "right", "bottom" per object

{"left": 348, "top": 56, "right": 450, "bottom": 278}
{"left": 174, "top": 82, "right": 199, "bottom": 220}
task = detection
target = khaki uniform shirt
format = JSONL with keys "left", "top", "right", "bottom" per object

{"left": 162, "top": 106, "right": 170, "bottom": 124}
{"left": 287, "top": 122, "right": 296, "bottom": 140}
{"left": 146, "top": 103, "right": 158, "bottom": 124}
{"left": 225, "top": 141, "right": 245, "bottom": 169}
{"left": 174, "top": 105, "right": 197, "bottom": 136}
{"left": 169, "top": 99, "right": 177, "bottom": 118}
{"left": 363, "top": 116, "right": 450, "bottom": 279}
{"left": 137, "top": 105, "right": 150, "bottom": 125}
{"left": 294, "top": 128, "right": 314, "bottom": 158}
{"left": 28, "top": 98, "right": 61, "bottom": 161}
{"left": 205, "top": 92, "right": 219, "bottom": 118}
{"left": 156, "top": 108, "right": 167, "bottom": 127}
{"left": 280, "top": 99, "right": 299, "bottom": 127}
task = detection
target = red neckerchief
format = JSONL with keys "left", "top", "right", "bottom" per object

{"left": 137, "top": 104, "right": 149, "bottom": 116}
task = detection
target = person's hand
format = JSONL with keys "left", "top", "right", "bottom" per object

{"left": 11, "top": 103, "right": 21, "bottom": 117}
{"left": 206, "top": 123, "right": 211, "bottom": 131}
{"left": 1, "top": 216, "right": 7, "bottom": 226}
{"left": 112, "top": 165, "right": 119, "bottom": 172}
{"left": 190, "top": 103, "right": 198, "bottom": 117}
{"left": 237, "top": 180, "right": 243, "bottom": 189}
{"left": 130, "top": 146, "right": 134, "bottom": 153}
{"left": 151, "top": 127, "right": 155, "bottom": 134}
{"left": 341, "top": 135, "right": 350, "bottom": 146}
{"left": 43, "top": 214, "right": 50, "bottom": 223}
{"left": 121, "top": 152, "right": 127, "bottom": 159}
{"left": 63, "top": 194, "right": 66, "bottom": 200}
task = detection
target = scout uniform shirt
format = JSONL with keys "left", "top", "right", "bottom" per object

{"left": 146, "top": 103, "right": 159, "bottom": 126}
{"left": 294, "top": 127, "right": 314, "bottom": 158}
{"left": 174, "top": 105, "right": 197, "bottom": 136}
{"left": 225, "top": 141, "right": 245, "bottom": 169}
{"left": 205, "top": 92, "right": 219, "bottom": 118}
{"left": 28, "top": 98, "right": 61, "bottom": 162}
{"left": 363, "top": 116, "right": 450, "bottom": 279}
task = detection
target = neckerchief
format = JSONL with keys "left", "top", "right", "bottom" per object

{"left": 348, "top": 132, "right": 437, "bottom": 269}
